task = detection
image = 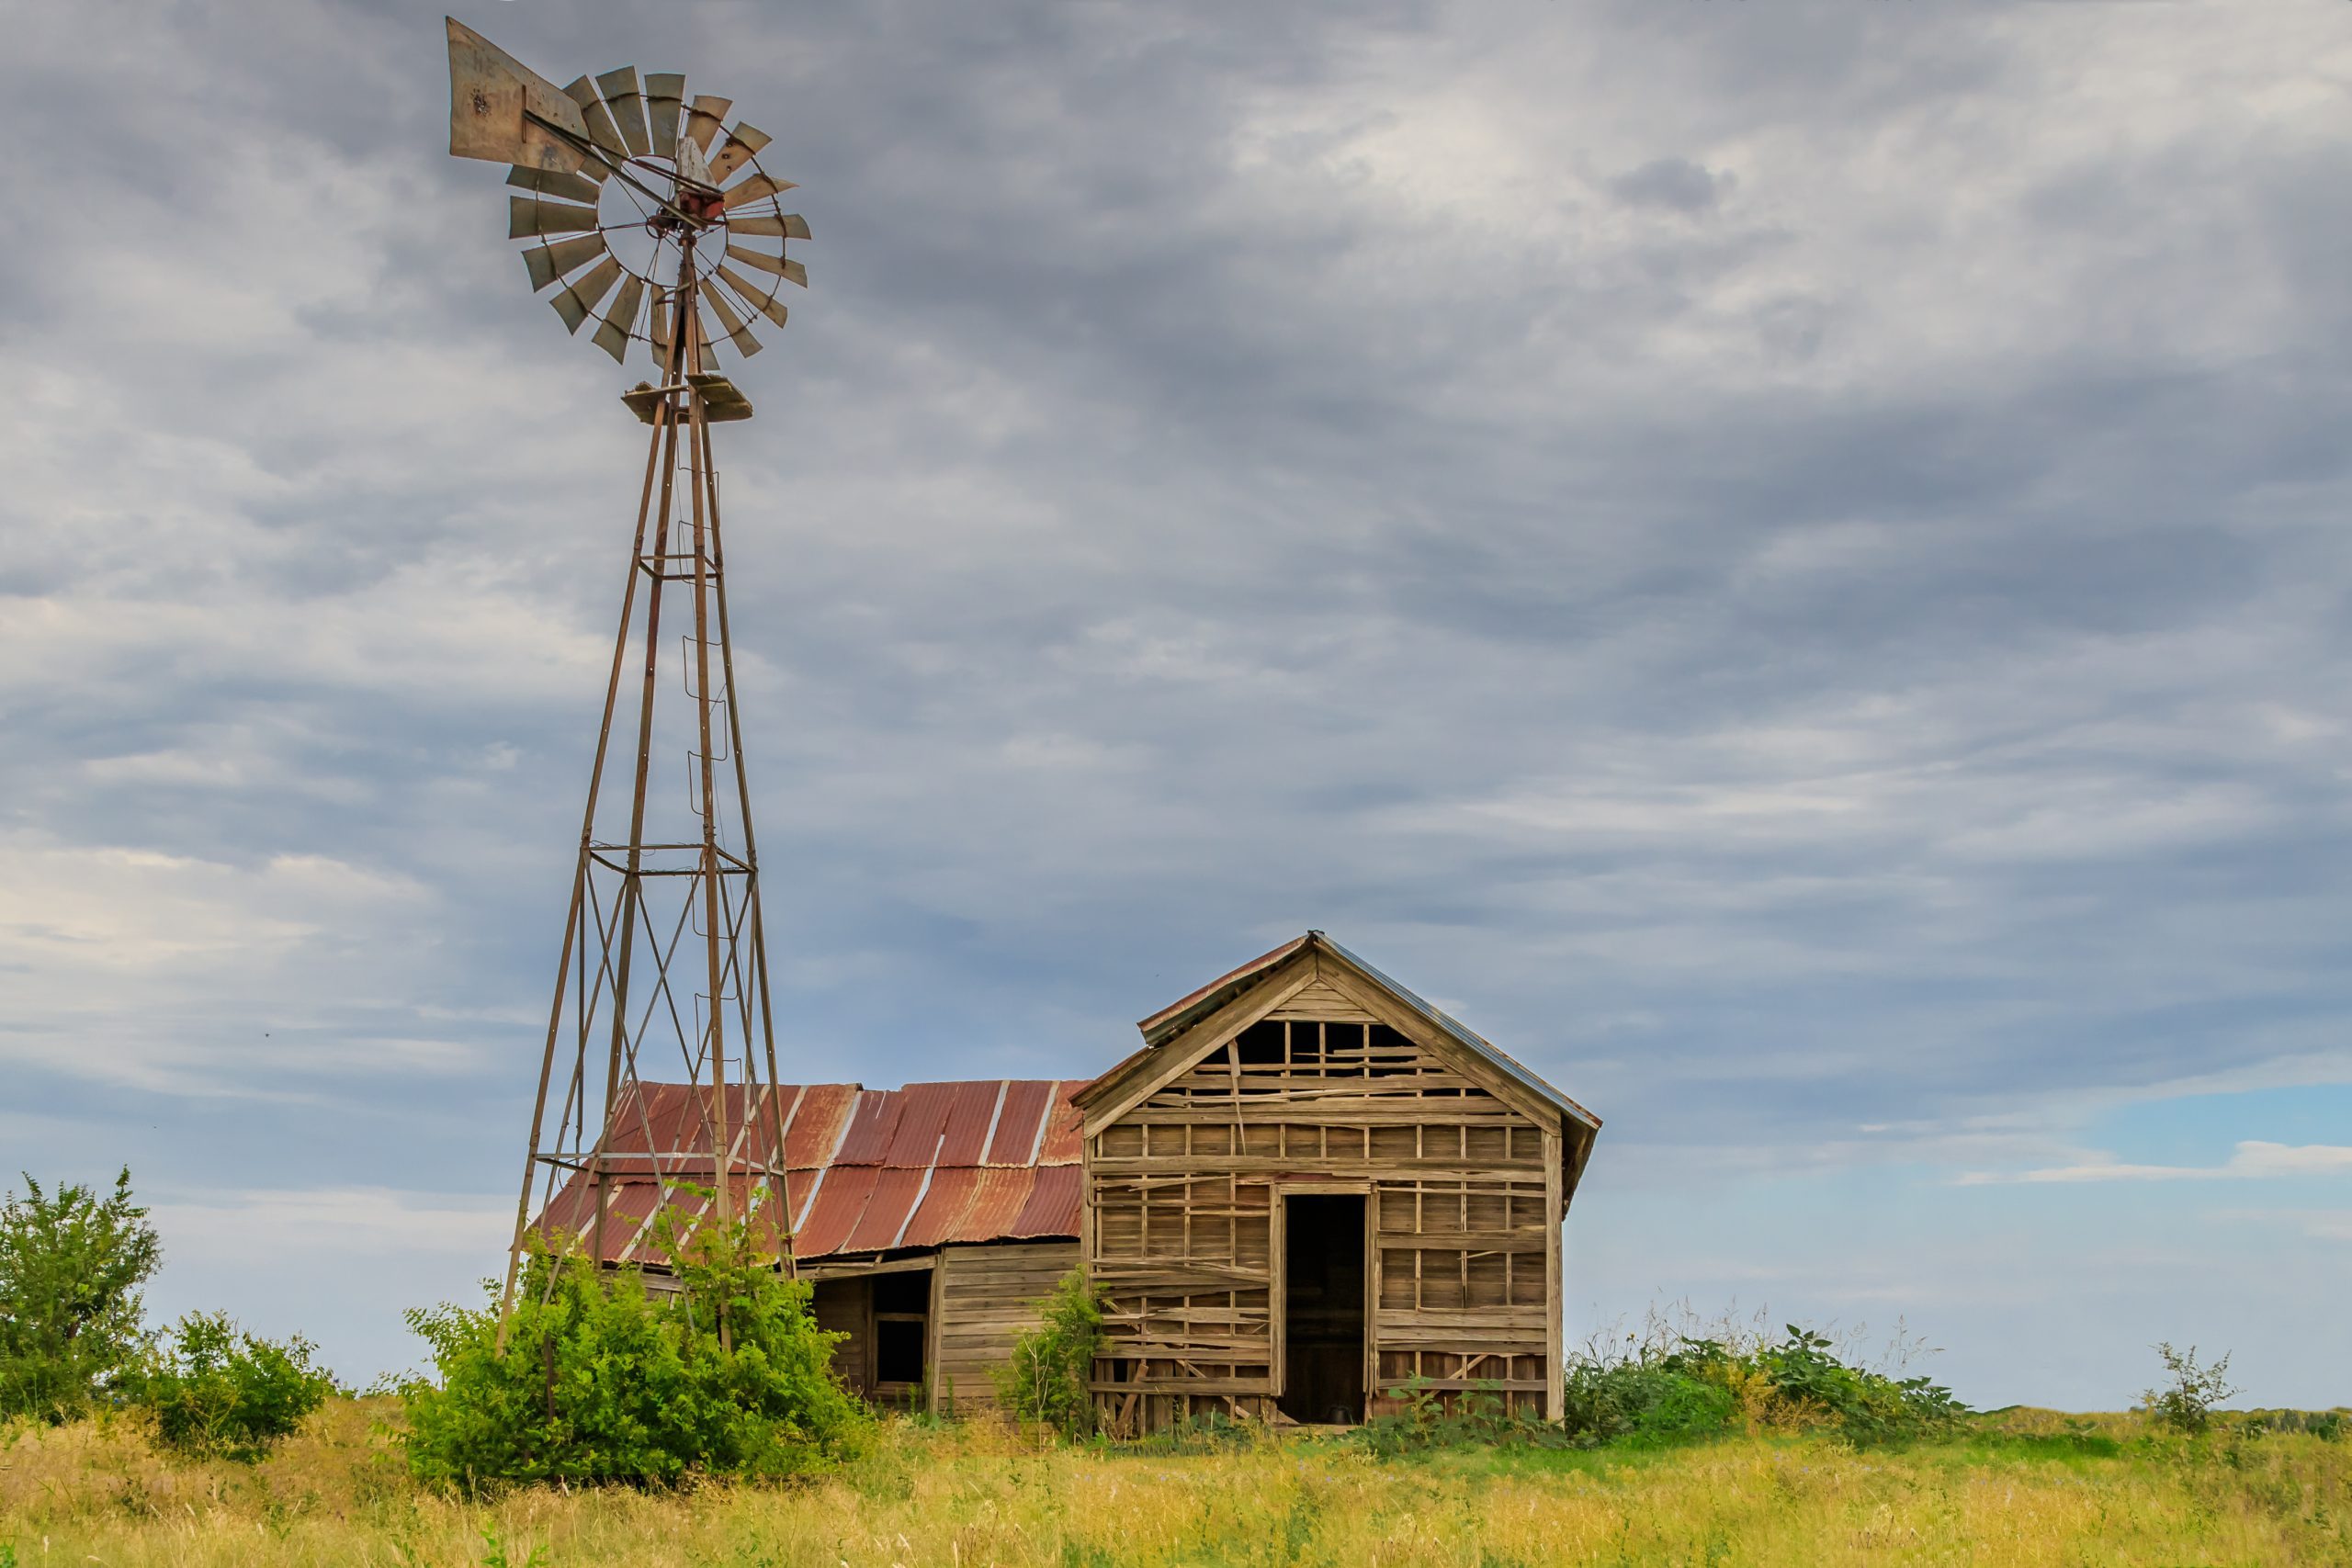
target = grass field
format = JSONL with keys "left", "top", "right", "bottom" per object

{"left": 3, "top": 1399, "right": 2347, "bottom": 1567}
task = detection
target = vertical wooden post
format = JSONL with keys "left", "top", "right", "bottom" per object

{"left": 1544, "top": 1125, "right": 1564, "bottom": 1424}
{"left": 926, "top": 1253, "right": 949, "bottom": 1416}
{"left": 1268, "top": 1190, "right": 1285, "bottom": 1401}
{"left": 1362, "top": 1187, "right": 1379, "bottom": 1406}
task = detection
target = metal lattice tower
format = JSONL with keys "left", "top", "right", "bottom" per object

{"left": 442, "top": 18, "right": 810, "bottom": 1340}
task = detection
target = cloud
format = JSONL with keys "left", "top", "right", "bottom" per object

{"left": 146, "top": 1188, "right": 511, "bottom": 1266}
{"left": 1961, "top": 1142, "right": 2352, "bottom": 1185}
{"left": 1611, "top": 156, "right": 1730, "bottom": 213}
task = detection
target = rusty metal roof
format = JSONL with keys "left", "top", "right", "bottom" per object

{"left": 535, "top": 1077, "right": 1086, "bottom": 1267}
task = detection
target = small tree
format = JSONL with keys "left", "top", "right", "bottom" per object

{"left": 993, "top": 1269, "right": 1103, "bottom": 1438}
{"left": 2143, "top": 1342, "right": 2240, "bottom": 1436}
{"left": 0, "top": 1169, "right": 163, "bottom": 1422}
{"left": 120, "top": 1311, "right": 334, "bottom": 1460}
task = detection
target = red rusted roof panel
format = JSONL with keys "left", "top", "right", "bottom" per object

{"left": 833, "top": 1089, "right": 905, "bottom": 1166}
{"left": 537, "top": 1172, "right": 594, "bottom": 1239}
{"left": 842, "top": 1166, "right": 930, "bottom": 1253}
{"left": 895, "top": 1167, "right": 982, "bottom": 1249}
{"left": 935, "top": 1079, "right": 1005, "bottom": 1167}
{"left": 957, "top": 1167, "right": 1043, "bottom": 1241}
{"left": 985, "top": 1080, "right": 1052, "bottom": 1166}
{"left": 883, "top": 1081, "right": 960, "bottom": 1168}
{"left": 792, "top": 1165, "right": 879, "bottom": 1258}
{"left": 1009, "top": 1164, "right": 1081, "bottom": 1238}
{"left": 1038, "top": 1082, "right": 1084, "bottom": 1164}
{"left": 596, "top": 1180, "right": 664, "bottom": 1263}
{"left": 783, "top": 1083, "right": 860, "bottom": 1168}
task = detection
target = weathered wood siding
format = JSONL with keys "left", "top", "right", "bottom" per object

{"left": 930, "top": 1239, "right": 1080, "bottom": 1414}
{"left": 1086, "top": 999, "right": 1558, "bottom": 1435}
{"left": 810, "top": 1275, "right": 872, "bottom": 1394}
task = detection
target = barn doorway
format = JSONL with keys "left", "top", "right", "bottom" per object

{"left": 1280, "top": 1193, "right": 1366, "bottom": 1425}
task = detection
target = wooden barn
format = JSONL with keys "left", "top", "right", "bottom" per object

{"left": 539, "top": 931, "right": 1599, "bottom": 1428}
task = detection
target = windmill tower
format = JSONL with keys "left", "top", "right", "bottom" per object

{"left": 442, "top": 19, "right": 810, "bottom": 1337}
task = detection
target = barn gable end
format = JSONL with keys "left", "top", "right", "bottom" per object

{"left": 1073, "top": 931, "right": 1601, "bottom": 1436}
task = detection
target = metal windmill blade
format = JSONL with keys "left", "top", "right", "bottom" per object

{"left": 447, "top": 21, "right": 809, "bottom": 369}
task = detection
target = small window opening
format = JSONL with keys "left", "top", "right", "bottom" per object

{"left": 1234, "top": 1019, "right": 1284, "bottom": 1067}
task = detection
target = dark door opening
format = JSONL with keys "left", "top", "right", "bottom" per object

{"left": 872, "top": 1269, "right": 930, "bottom": 1390}
{"left": 1281, "top": 1193, "right": 1366, "bottom": 1424}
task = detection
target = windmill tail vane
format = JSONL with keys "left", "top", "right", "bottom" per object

{"left": 444, "top": 17, "right": 807, "bottom": 1348}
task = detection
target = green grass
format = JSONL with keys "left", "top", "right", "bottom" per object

{"left": 1, "top": 1398, "right": 2346, "bottom": 1566}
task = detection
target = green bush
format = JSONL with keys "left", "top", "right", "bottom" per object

{"left": 1558, "top": 1355, "right": 1736, "bottom": 1448}
{"left": 1367, "top": 1318, "right": 1967, "bottom": 1454}
{"left": 119, "top": 1311, "right": 334, "bottom": 1460}
{"left": 0, "top": 1169, "right": 162, "bottom": 1423}
{"left": 994, "top": 1269, "right": 1104, "bottom": 1438}
{"left": 402, "top": 1208, "right": 867, "bottom": 1486}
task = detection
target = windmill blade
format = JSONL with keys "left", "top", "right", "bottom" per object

{"left": 684, "top": 95, "right": 733, "bottom": 153}
{"left": 593, "top": 274, "right": 649, "bottom": 363}
{"left": 707, "top": 123, "right": 771, "bottom": 184}
{"left": 721, "top": 172, "right": 797, "bottom": 210}
{"left": 644, "top": 73, "right": 685, "bottom": 160}
{"left": 510, "top": 195, "right": 599, "bottom": 238}
{"left": 550, "top": 256, "right": 625, "bottom": 334}
{"left": 726, "top": 211, "right": 809, "bottom": 241}
{"left": 520, "top": 232, "right": 608, "bottom": 292}
{"left": 562, "top": 76, "right": 628, "bottom": 162}
{"left": 506, "top": 165, "right": 603, "bottom": 206}
{"left": 447, "top": 18, "right": 589, "bottom": 174}
{"left": 650, "top": 288, "right": 676, "bottom": 367}
{"left": 597, "top": 67, "right": 652, "bottom": 157}
{"left": 700, "top": 285, "right": 762, "bottom": 357}
{"left": 717, "top": 265, "right": 790, "bottom": 331}
{"left": 725, "top": 243, "right": 808, "bottom": 288}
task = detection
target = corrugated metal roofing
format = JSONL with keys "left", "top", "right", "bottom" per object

{"left": 534, "top": 1077, "right": 1086, "bottom": 1266}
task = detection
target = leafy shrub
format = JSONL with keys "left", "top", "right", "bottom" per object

{"left": 994, "top": 1269, "right": 1104, "bottom": 1438}
{"left": 0, "top": 1169, "right": 162, "bottom": 1423}
{"left": 1358, "top": 1378, "right": 1568, "bottom": 1455}
{"left": 402, "top": 1208, "right": 866, "bottom": 1486}
{"left": 1558, "top": 1355, "right": 1736, "bottom": 1448}
{"left": 119, "top": 1311, "right": 334, "bottom": 1460}
{"left": 2141, "top": 1343, "right": 2240, "bottom": 1436}
{"left": 1747, "top": 1326, "right": 1967, "bottom": 1444}
{"left": 1372, "top": 1314, "right": 1967, "bottom": 1454}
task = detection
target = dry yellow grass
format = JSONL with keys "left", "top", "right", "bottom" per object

{"left": 3, "top": 1399, "right": 2346, "bottom": 1567}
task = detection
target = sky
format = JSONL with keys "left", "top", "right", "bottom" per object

{"left": 4, "top": 0, "right": 2350, "bottom": 1412}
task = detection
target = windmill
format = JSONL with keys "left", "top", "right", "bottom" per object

{"left": 442, "top": 18, "right": 808, "bottom": 1339}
